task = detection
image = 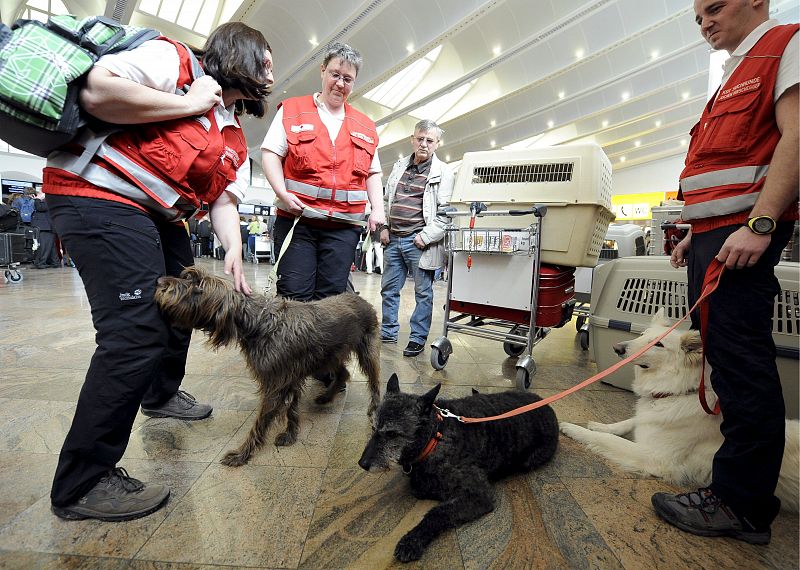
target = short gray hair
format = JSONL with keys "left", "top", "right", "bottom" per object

{"left": 323, "top": 42, "right": 362, "bottom": 75}
{"left": 414, "top": 119, "right": 443, "bottom": 140}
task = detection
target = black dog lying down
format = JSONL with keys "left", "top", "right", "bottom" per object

{"left": 359, "top": 374, "right": 559, "bottom": 562}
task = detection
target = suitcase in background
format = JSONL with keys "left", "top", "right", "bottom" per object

{"left": 0, "top": 233, "right": 12, "bottom": 265}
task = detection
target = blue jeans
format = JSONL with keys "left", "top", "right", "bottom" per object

{"left": 380, "top": 233, "right": 435, "bottom": 344}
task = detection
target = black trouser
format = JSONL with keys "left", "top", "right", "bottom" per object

{"left": 46, "top": 195, "right": 194, "bottom": 507}
{"left": 34, "top": 229, "right": 59, "bottom": 267}
{"left": 272, "top": 215, "right": 361, "bottom": 301}
{"left": 687, "top": 222, "right": 793, "bottom": 528}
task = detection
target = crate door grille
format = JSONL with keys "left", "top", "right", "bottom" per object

{"left": 472, "top": 162, "right": 574, "bottom": 184}
{"left": 616, "top": 278, "right": 688, "bottom": 319}
{"left": 774, "top": 289, "right": 800, "bottom": 335}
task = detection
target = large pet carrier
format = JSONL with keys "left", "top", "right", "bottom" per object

{"left": 588, "top": 256, "right": 799, "bottom": 418}
{"left": 430, "top": 144, "right": 615, "bottom": 389}
{"left": 449, "top": 143, "right": 615, "bottom": 267}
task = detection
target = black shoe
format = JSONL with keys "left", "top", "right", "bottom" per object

{"left": 51, "top": 467, "right": 169, "bottom": 522}
{"left": 380, "top": 335, "right": 397, "bottom": 344}
{"left": 403, "top": 341, "right": 425, "bottom": 357}
{"left": 141, "top": 390, "right": 212, "bottom": 420}
{"left": 651, "top": 488, "right": 771, "bottom": 545}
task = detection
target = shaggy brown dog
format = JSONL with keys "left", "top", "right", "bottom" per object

{"left": 154, "top": 266, "right": 381, "bottom": 466}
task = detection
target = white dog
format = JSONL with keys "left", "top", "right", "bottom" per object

{"left": 560, "top": 309, "right": 799, "bottom": 511}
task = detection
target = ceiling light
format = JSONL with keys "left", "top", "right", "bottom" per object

{"left": 547, "top": 120, "right": 554, "bottom": 128}
{"left": 445, "top": 154, "right": 451, "bottom": 161}
{"left": 650, "top": 49, "right": 660, "bottom": 60}
{"left": 490, "top": 140, "right": 496, "bottom": 148}
{"left": 634, "top": 140, "right": 641, "bottom": 147}
{"left": 558, "top": 91, "right": 565, "bottom": 99}
{"left": 621, "top": 91, "right": 630, "bottom": 101}
{"left": 602, "top": 120, "right": 609, "bottom": 128}
{"left": 493, "top": 45, "right": 502, "bottom": 57}
{"left": 406, "top": 43, "right": 414, "bottom": 54}
{"left": 655, "top": 120, "right": 662, "bottom": 128}
{"left": 682, "top": 91, "right": 690, "bottom": 100}
{"left": 399, "top": 153, "right": 404, "bottom": 159}
{"left": 490, "top": 120, "right": 496, "bottom": 127}
{"left": 680, "top": 139, "right": 688, "bottom": 146}
{"left": 620, "top": 156, "right": 626, "bottom": 163}
{"left": 309, "top": 36, "right": 318, "bottom": 47}
{"left": 575, "top": 48, "right": 585, "bottom": 59}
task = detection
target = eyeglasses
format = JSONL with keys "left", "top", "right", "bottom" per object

{"left": 413, "top": 136, "right": 438, "bottom": 146}
{"left": 327, "top": 70, "right": 355, "bottom": 86}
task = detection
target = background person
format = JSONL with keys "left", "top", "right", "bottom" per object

{"left": 261, "top": 42, "right": 385, "bottom": 301}
{"left": 379, "top": 120, "right": 454, "bottom": 357}
{"left": 652, "top": 0, "right": 798, "bottom": 545}
{"left": 43, "top": 22, "right": 273, "bottom": 522}
{"left": 31, "top": 190, "right": 60, "bottom": 268}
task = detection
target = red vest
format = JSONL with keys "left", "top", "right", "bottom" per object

{"left": 678, "top": 24, "right": 799, "bottom": 232}
{"left": 279, "top": 95, "right": 378, "bottom": 224}
{"left": 44, "top": 38, "right": 247, "bottom": 221}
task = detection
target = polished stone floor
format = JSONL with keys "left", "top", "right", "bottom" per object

{"left": 0, "top": 258, "right": 797, "bottom": 569}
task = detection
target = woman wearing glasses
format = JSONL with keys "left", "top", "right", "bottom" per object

{"left": 261, "top": 42, "right": 385, "bottom": 301}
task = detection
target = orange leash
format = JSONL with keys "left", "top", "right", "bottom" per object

{"left": 436, "top": 259, "right": 726, "bottom": 424}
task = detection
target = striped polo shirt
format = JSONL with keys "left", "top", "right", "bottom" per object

{"left": 388, "top": 156, "right": 431, "bottom": 237}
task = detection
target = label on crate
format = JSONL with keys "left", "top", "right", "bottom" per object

{"left": 487, "top": 231, "right": 502, "bottom": 252}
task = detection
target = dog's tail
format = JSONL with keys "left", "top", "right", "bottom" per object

{"left": 356, "top": 326, "right": 381, "bottom": 411}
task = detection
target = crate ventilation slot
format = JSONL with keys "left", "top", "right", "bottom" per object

{"left": 471, "top": 162, "right": 574, "bottom": 184}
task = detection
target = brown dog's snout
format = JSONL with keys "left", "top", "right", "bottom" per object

{"left": 612, "top": 342, "right": 627, "bottom": 356}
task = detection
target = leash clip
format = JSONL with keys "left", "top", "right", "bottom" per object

{"left": 434, "top": 406, "right": 464, "bottom": 422}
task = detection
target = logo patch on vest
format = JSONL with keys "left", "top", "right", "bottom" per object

{"left": 718, "top": 76, "right": 761, "bottom": 102}
{"left": 350, "top": 131, "right": 375, "bottom": 145}
{"left": 220, "top": 146, "right": 240, "bottom": 168}
{"left": 290, "top": 124, "right": 315, "bottom": 133}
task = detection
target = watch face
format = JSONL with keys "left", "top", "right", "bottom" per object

{"left": 752, "top": 217, "right": 775, "bottom": 234}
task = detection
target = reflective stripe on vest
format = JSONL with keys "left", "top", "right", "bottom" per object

{"left": 681, "top": 193, "right": 759, "bottom": 221}
{"left": 285, "top": 179, "right": 368, "bottom": 203}
{"left": 680, "top": 164, "right": 769, "bottom": 193}
{"left": 679, "top": 164, "right": 769, "bottom": 221}
{"left": 48, "top": 143, "right": 198, "bottom": 221}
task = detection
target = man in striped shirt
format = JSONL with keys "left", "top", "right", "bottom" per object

{"left": 379, "top": 120, "right": 455, "bottom": 357}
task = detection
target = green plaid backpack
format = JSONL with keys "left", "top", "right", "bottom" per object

{"left": 0, "top": 15, "right": 160, "bottom": 157}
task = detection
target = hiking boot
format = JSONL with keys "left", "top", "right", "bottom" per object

{"left": 403, "top": 341, "right": 425, "bottom": 357}
{"left": 51, "top": 468, "right": 169, "bottom": 522}
{"left": 141, "top": 390, "right": 212, "bottom": 420}
{"left": 651, "top": 488, "right": 771, "bottom": 545}
{"left": 381, "top": 335, "right": 397, "bottom": 344}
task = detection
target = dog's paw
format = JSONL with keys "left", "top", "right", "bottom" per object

{"left": 394, "top": 535, "right": 425, "bottom": 563}
{"left": 220, "top": 451, "right": 249, "bottom": 467}
{"left": 559, "top": 422, "right": 587, "bottom": 440}
{"left": 274, "top": 431, "right": 297, "bottom": 447}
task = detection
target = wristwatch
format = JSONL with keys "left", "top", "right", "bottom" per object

{"left": 746, "top": 215, "right": 777, "bottom": 235}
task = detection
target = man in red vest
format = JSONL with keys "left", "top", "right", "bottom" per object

{"left": 653, "top": 0, "right": 798, "bottom": 544}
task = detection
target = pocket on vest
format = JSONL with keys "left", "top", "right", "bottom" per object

{"left": 696, "top": 90, "right": 760, "bottom": 158}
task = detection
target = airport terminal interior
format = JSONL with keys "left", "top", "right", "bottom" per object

{"left": 0, "top": 0, "right": 798, "bottom": 568}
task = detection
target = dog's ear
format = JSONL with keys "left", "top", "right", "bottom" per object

{"left": 680, "top": 330, "right": 703, "bottom": 366}
{"left": 651, "top": 307, "right": 670, "bottom": 326}
{"left": 471, "top": 388, "right": 480, "bottom": 395}
{"left": 386, "top": 373, "right": 400, "bottom": 393}
{"left": 419, "top": 383, "right": 441, "bottom": 410}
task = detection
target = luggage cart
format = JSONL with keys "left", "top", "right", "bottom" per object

{"left": 431, "top": 203, "right": 558, "bottom": 390}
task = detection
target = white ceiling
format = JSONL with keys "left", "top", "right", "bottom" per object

{"left": 231, "top": 0, "right": 796, "bottom": 177}
{"left": 3, "top": 0, "right": 797, "bottom": 178}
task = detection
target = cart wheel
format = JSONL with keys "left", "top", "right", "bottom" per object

{"left": 503, "top": 341, "right": 525, "bottom": 357}
{"left": 579, "top": 329, "right": 589, "bottom": 351}
{"left": 515, "top": 365, "right": 534, "bottom": 390}
{"left": 431, "top": 346, "right": 449, "bottom": 370}
{"left": 575, "top": 315, "right": 586, "bottom": 331}
{"left": 5, "top": 270, "right": 22, "bottom": 284}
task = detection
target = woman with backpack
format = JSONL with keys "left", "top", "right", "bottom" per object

{"left": 42, "top": 22, "right": 273, "bottom": 523}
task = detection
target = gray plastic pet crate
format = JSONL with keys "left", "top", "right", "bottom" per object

{"left": 588, "top": 256, "right": 799, "bottom": 419}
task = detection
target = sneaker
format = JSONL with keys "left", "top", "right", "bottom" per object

{"left": 403, "top": 341, "right": 425, "bottom": 357}
{"left": 380, "top": 335, "right": 397, "bottom": 344}
{"left": 141, "top": 390, "right": 212, "bottom": 420}
{"left": 651, "top": 488, "right": 771, "bottom": 545}
{"left": 51, "top": 467, "right": 169, "bottom": 522}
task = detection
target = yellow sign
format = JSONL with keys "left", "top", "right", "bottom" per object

{"left": 611, "top": 192, "right": 666, "bottom": 220}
